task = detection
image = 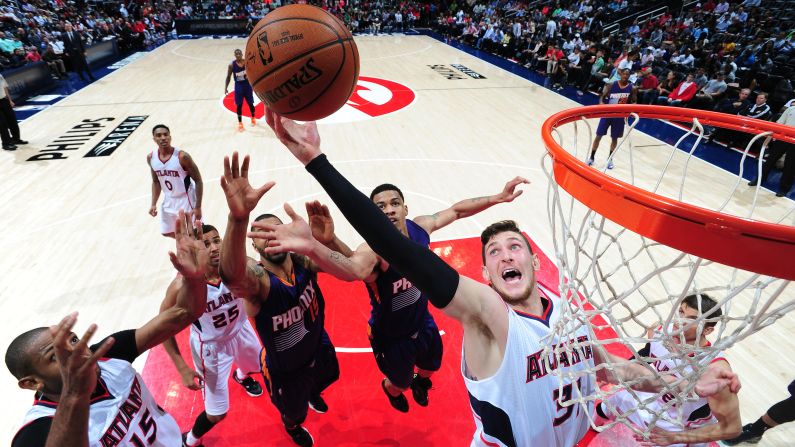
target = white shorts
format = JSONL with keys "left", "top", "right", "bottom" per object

{"left": 190, "top": 319, "right": 262, "bottom": 416}
{"left": 606, "top": 390, "right": 713, "bottom": 447}
{"left": 159, "top": 189, "right": 198, "bottom": 235}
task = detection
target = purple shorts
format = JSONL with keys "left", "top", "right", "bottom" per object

{"left": 596, "top": 117, "right": 625, "bottom": 139}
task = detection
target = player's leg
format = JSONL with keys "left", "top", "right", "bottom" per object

{"left": 307, "top": 330, "right": 340, "bottom": 414}
{"left": 590, "top": 119, "right": 609, "bottom": 165}
{"left": 723, "top": 379, "right": 795, "bottom": 445}
{"left": 244, "top": 86, "right": 256, "bottom": 126}
{"left": 606, "top": 119, "right": 624, "bottom": 170}
{"left": 234, "top": 88, "right": 245, "bottom": 131}
{"left": 184, "top": 341, "right": 231, "bottom": 446}
{"left": 278, "top": 371, "right": 315, "bottom": 447}
{"left": 230, "top": 319, "right": 264, "bottom": 397}
{"left": 411, "top": 313, "right": 443, "bottom": 407}
{"left": 371, "top": 333, "right": 414, "bottom": 412}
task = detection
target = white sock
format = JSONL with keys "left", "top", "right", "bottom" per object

{"left": 235, "top": 368, "right": 246, "bottom": 381}
{"left": 186, "top": 431, "right": 201, "bottom": 446}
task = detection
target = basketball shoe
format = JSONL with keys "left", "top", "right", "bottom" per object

{"left": 234, "top": 374, "right": 263, "bottom": 397}
{"left": 410, "top": 373, "right": 432, "bottom": 407}
{"left": 720, "top": 423, "right": 763, "bottom": 445}
{"left": 182, "top": 432, "right": 204, "bottom": 447}
{"left": 308, "top": 393, "right": 328, "bottom": 413}
{"left": 237, "top": 122, "right": 244, "bottom": 132}
{"left": 250, "top": 118, "right": 257, "bottom": 126}
{"left": 285, "top": 425, "right": 314, "bottom": 447}
{"left": 382, "top": 378, "right": 409, "bottom": 412}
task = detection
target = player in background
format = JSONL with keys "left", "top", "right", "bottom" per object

{"left": 218, "top": 154, "right": 339, "bottom": 447}
{"left": 258, "top": 109, "right": 741, "bottom": 447}
{"left": 722, "top": 380, "right": 795, "bottom": 445}
{"left": 596, "top": 294, "right": 741, "bottom": 446}
{"left": 270, "top": 176, "right": 527, "bottom": 413}
{"left": 160, "top": 223, "right": 264, "bottom": 447}
{"left": 588, "top": 67, "right": 637, "bottom": 169}
{"left": 225, "top": 49, "right": 257, "bottom": 132}
{"left": 148, "top": 124, "right": 204, "bottom": 237}
{"left": 7, "top": 211, "right": 208, "bottom": 446}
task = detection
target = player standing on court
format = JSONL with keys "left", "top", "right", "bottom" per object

{"left": 148, "top": 124, "right": 204, "bottom": 237}
{"left": 588, "top": 67, "right": 637, "bottom": 169}
{"left": 7, "top": 212, "right": 208, "bottom": 446}
{"left": 259, "top": 109, "right": 741, "bottom": 447}
{"left": 160, "top": 223, "right": 264, "bottom": 447}
{"left": 225, "top": 49, "right": 257, "bottom": 132}
{"left": 218, "top": 154, "right": 339, "bottom": 447}
{"left": 275, "top": 177, "right": 527, "bottom": 413}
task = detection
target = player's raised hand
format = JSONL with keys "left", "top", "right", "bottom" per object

{"left": 306, "top": 200, "right": 335, "bottom": 245}
{"left": 170, "top": 210, "right": 209, "bottom": 280}
{"left": 694, "top": 364, "right": 741, "bottom": 397}
{"left": 50, "top": 312, "right": 115, "bottom": 399}
{"left": 493, "top": 176, "right": 530, "bottom": 203}
{"left": 220, "top": 152, "right": 275, "bottom": 220}
{"left": 248, "top": 203, "right": 316, "bottom": 256}
{"left": 264, "top": 107, "right": 321, "bottom": 166}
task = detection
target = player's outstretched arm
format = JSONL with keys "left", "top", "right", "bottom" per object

{"left": 219, "top": 152, "right": 275, "bottom": 298}
{"left": 635, "top": 362, "right": 742, "bottom": 446}
{"left": 250, "top": 202, "right": 378, "bottom": 281}
{"left": 306, "top": 200, "right": 355, "bottom": 257}
{"left": 158, "top": 292, "right": 201, "bottom": 391}
{"left": 44, "top": 313, "right": 115, "bottom": 447}
{"left": 262, "top": 109, "right": 508, "bottom": 332}
{"left": 413, "top": 176, "right": 529, "bottom": 235}
{"left": 135, "top": 211, "right": 209, "bottom": 353}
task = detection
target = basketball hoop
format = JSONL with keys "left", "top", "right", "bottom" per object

{"left": 540, "top": 104, "right": 795, "bottom": 438}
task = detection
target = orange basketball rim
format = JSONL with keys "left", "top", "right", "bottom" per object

{"left": 541, "top": 104, "right": 795, "bottom": 281}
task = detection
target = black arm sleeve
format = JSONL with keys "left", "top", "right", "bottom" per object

{"left": 90, "top": 329, "right": 139, "bottom": 364}
{"left": 305, "top": 154, "right": 460, "bottom": 308}
{"left": 12, "top": 417, "right": 52, "bottom": 447}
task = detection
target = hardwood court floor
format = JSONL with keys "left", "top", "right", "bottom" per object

{"left": 0, "top": 35, "right": 793, "bottom": 445}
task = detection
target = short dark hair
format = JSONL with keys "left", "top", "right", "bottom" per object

{"left": 683, "top": 293, "right": 722, "bottom": 328}
{"left": 370, "top": 183, "right": 404, "bottom": 201}
{"left": 252, "top": 213, "right": 281, "bottom": 231}
{"left": 201, "top": 224, "right": 218, "bottom": 235}
{"left": 152, "top": 124, "right": 170, "bottom": 135}
{"left": 480, "top": 220, "right": 533, "bottom": 264}
{"left": 5, "top": 327, "right": 48, "bottom": 379}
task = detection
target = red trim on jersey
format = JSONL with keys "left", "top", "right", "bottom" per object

{"left": 479, "top": 432, "right": 501, "bottom": 447}
{"left": 206, "top": 278, "right": 222, "bottom": 288}
{"left": 157, "top": 147, "right": 175, "bottom": 164}
{"left": 710, "top": 357, "right": 729, "bottom": 365}
{"left": 33, "top": 376, "right": 112, "bottom": 409}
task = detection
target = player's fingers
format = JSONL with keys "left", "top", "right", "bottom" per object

{"left": 283, "top": 202, "right": 300, "bottom": 221}
{"left": 220, "top": 176, "right": 228, "bottom": 193}
{"left": 168, "top": 251, "right": 180, "bottom": 269}
{"left": 320, "top": 204, "right": 331, "bottom": 217}
{"left": 73, "top": 323, "right": 99, "bottom": 355}
{"left": 241, "top": 154, "right": 250, "bottom": 178}
{"left": 264, "top": 107, "right": 275, "bottom": 128}
{"left": 256, "top": 181, "right": 276, "bottom": 199}
{"left": 85, "top": 337, "right": 115, "bottom": 367}
{"left": 223, "top": 155, "right": 232, "bottom": 179}
{"left": 249, "top": 221, "right": 278, "bottom": 232}
{"left": 510, "top": 190, "right": 524, "bottom": 200}
{"left": 231, "top": 151, "right": 240, "bottom": 178}
{"left": 194, "top": 219, "right": 204, "bottom": 240}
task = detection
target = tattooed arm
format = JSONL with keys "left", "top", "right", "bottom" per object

{"left": 413, "top": 176, "right": 529, "bottom": 235}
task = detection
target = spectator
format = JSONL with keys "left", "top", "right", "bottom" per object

{"left": 637, "top": 67, "right": 660, "bottom": 104}
{"left": 694, "top": 73, "right": 728, "bottom": 109}
{"left": 747, "top": 105, "right": 795, "bottom": 197}
{"left": 740, "top": 92, "right": 772, "bottom": 121}
{"left": 658, "top": 72, "right": 698, "bottom": 107}
{"left": 42, "top": 44, "right": 67, "bottom": 79}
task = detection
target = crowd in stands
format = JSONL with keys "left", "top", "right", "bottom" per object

{"left": 434, "top": 0, "right": 795, "bottom": 130}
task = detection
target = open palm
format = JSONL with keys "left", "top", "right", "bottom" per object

{"left": 221, "top": 152, "right": 275, "bottom": 219}
{"left": 306, "top": 200, "right": 335, "bottom": 245}
{"left": 170, "top": 210, "right": 209, "bottom": 279}
{"left": 250, "top": 203, "right": 316, "bottom": 256}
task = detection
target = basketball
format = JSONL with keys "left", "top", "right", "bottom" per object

{"left": 244, "top": 4, "right": 359, "bottom": 121}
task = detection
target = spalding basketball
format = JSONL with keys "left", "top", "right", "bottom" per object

{"left": 245, "top": 5, "right": 359, "bottom": 121}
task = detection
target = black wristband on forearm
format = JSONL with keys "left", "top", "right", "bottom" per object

{"left": 305, "top": 154, "right": 459, "bottom": 308}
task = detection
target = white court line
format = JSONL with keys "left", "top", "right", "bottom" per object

{"left": 12, "top": 157, "right": 540, "bottom": 238}
{"left": 336, "top": 330, "right": 446, "bottom": 353}
{"left": 170, "top": 39, "right": 236, "bottom": 63}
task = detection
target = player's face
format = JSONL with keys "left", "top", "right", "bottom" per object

{"left": 619, "top": 69, "right": 629, "bottom": 82}
{"left": 202, "top": 230, "right": 222, "bottom": 268}
{"left": 372, "top": 190, "right": 409, "bottom": 232}
{"left": 234, "top": 49, "right": 243, "bottom": 61}
{"left": 153, "top": 128, "right": 171, "bottom": 148}
{"left": 482, "top": 231, "right": 538, "bottom": 304}
{"left": 674, "top": 303, "right": 712, "bottom": 344}
{"left": 251, "top": 217, "right": 288, "bottom": 264}
{"left": 22, "top": 330, "right": 100, "bottom": 397}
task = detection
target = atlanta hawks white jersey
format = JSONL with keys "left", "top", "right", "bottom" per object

{"left": 464, "top": 286, "right": 595, "bottom": 447}
{"left": 607, "top": 330, "right": 726, "bottom": 447}
{"left": 18, "top": 358, "right": 181, "bottom": 446}
{"left": 190, "top": 280, "right": 248, "bottom": 343}
{"left": 149, "top": 148, "right": 196, "bottom": 210}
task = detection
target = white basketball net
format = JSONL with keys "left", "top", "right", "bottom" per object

{"left": 541, "top": 111, "right": 795, "bottom": 439}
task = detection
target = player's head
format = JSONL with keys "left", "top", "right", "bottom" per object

{"left": 370, "top": 184, "right": 409, "bottom": 232}
{"left": 480, "top": 220, "right": 539, "bottom": 305}
{"left": 676, "top": 293, "right": 723, "bottom": 343}
{"left": 251, "top": 214, "right": 288, "bottom": 264}
{"left": 152, "top": 124, "right": 171, "bottom": 148}
{"left": 619, "top": 67, "right": 630, "bottom": 82}
{"left": 234, "top": 48, "right": 243, "bottom": 60}
{"left": 6, "top": 327, "right": 92, "bottom": 396}
{"left": 201, "top": 224, "right": 221, "bottom": 268}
